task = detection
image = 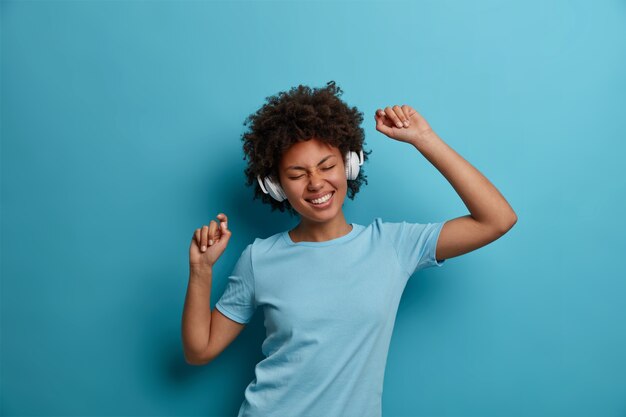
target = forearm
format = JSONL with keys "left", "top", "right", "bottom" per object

{"left": 411, "top": 130, "right": 517, "bottom": 229}
{"left": 181, "top": 267, "right": 213, "bottom": 363}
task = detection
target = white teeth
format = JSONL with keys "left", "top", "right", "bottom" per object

{"left": 310, "top": 192, "right": 333, "bottom": 204}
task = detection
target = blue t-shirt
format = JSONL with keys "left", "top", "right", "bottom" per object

{"left": 215, "top": 217, "right": 446, "bottom": 417}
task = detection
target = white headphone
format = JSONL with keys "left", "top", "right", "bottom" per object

{"left": 257, "top": 150, "right": 364, "bottom": 202}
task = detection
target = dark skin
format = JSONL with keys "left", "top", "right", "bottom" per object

{"left": 190, "top": 103, "right": 516, "bottom": 273}
{"left": 189, "top": 213, "right": 230, "bottom": 271}
{"left": 183, "top": 103, "right": 516, "bottom": 366}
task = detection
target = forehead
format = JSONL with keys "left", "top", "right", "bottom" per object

{"left": 280, "top": 138, "right": 340, "bottom": 165}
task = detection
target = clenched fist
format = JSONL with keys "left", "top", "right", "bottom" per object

{"left": 375, "top": 104, "right": 434, "bottom": 145}
{"left": 189, "top": 213, "right": 232, "bottom": 270}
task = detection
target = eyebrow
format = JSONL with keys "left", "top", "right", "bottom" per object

{"left": 286, "top": 155, "right": 336, "bottom": 171}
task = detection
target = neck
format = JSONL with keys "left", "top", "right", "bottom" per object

{"left": 290, "top": 212, "right": 352, "bottom": 243}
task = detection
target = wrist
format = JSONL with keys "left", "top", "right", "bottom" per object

{"left": 189, "top": 264, "right": 213, "bottom": 278}
{"left": 410, "top": 128, "right": 439, "bottom": 149}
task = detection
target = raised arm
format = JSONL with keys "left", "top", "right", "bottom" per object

{"left": 376, "top": 105, "right": 517, "bottom": 261}
{"left": 182, "top": 213, "right": 246, "bottom": 365}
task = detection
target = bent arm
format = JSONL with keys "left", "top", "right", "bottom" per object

{"left": 181, "top": 267, "right": 247, "bottom": 365}
{"left": 411, "top": 130, "right": 517, "bottom": 231}
{"left": 181, "top": 267, "right": 214, "bottom": 365}
{"left": 410, "top": 131, "right": 517, "bottom": 261}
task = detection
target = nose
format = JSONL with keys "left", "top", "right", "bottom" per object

{"left": 306, "top": 169, "right": 325, "bottom": 190}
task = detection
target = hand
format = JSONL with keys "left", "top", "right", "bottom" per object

{"left": 189, "top": 213, "right": 232, "bottom": 270}
{"left": 375, "top": 104, "right": 434, "bottom": 144}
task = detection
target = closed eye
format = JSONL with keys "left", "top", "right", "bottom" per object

{"left": 288, "top": 165, "right": 335, "bottom": 180}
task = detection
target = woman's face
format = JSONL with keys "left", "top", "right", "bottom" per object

{"left": 278, "top": 138, "right": 347, "bottom": 223}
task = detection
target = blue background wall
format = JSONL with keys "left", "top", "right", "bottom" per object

{"left": 2, "top": 1, "right": 625, "bottom": 416}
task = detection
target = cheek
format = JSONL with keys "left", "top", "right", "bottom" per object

{"left": 335, "top": 167, "right": 348, "bottom": 183}
{"left": 282, "top": 182, "right": 299, "bottom": 197}
{"left": 330, "top": 174, "right": 348, "bottom": 194}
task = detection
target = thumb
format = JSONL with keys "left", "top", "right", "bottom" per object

{"left": 375, "top": 113, "right": 394, "bottom": 137}
{"left": 215, "top": 222, "right": 232, "bottom": 247}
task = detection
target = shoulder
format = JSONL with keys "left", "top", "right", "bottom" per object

{"left": 369, "top": 217, "right": 406, "bottom": 233}
{"left": 346, "top": 217, "right": 399, "bottom": 235}
{"left": 248, "top": 229, "right": 287, "bottom": 254}
{"left": 369, "top": 217, "right": 444, "bottom": 244}
{"left": 345, "top": 218, "right": 401, "bottom": 243}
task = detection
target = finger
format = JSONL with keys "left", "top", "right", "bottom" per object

{"left": 201, "top": 225, "right": 209, "bottom": 251}
{"left": 384, "top": 106, "right": 404, "bottom": 129}
{"left": 375, "top": 112, "right": 393, "bottom": 136}
{"left": 375, "top": 109, "right": 384, "bottom": 124}
{"left": 375, "top": 109, "right": 390, "bottom": 129}
{"left": 194, "top": 228, "right": 201, "bottom": 245}
{"left": 208, "top": 220, "right": 219, "bottom": 246}
{"left": 393, "top": 105, "right": 409, "bottom": 127}
{"left": 375, "top": 109, "right": 385, "bottom": 124}
{"left": 215, "top": 221, "right": 223, "bottom": 243}
{"left": 215, "top": 217, "right": 232, "bottom": 247}
{"left": 214, "top": 215, "right": 224, "bottom": 242}
{"left": 401, "top": 105, "right": 412, "bottom": 125}
{"left": 217, "top": 213, "right": 228, "bottom": 230}
{"left": 211, "top": 219, "right": 224, "bottom": 245}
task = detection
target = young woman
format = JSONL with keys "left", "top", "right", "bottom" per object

{"left": 182, "top": 81, "right": 517, "bottom": 417}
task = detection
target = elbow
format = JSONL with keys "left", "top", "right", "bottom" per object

{"left": 498, "top": 213, "right": 518, "bottom": 234}
{"left": 183, "top": 349, "right": 212, "bottom": 366}
{"left": 508, "top": 211, "right": 518, "bottom": 228}
{"left": 185, "top": 355, "right": 211, "bottom": 366}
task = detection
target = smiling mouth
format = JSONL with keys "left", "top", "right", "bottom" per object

{"left": 306, "top": 191, "right": 335, "bottom": 205}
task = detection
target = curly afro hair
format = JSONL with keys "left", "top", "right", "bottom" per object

{"left": 241, "top": 80, "right": 372, "bottom": 216}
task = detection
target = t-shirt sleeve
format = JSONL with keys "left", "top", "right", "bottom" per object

{"left": 215, "top": 244, "right": 256, "bottom": 324}
{"left": 380, "top": 218, "right": 446, "bottom": 276}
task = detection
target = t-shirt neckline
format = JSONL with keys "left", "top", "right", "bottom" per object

{"left": 282, "top": 223, "right": 361, "bottom": 247}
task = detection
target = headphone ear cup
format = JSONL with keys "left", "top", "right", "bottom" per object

{"left": 267, "top": 177, "right": 287, "bottom": 202}
{"left": 345, "top": 150, "right": 364, "bottom": 180}
{"left": 257, "top": 175, "right": 287, "bottom": 202}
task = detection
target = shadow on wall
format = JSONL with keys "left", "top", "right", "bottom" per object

{"left": 139, "top": 259, "right": 267, "bottom": 416}
{"left": 143, "top": 159, "right": 289, "bottom": 414}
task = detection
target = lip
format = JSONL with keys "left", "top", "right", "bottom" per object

{"left": 305, "top": 191, "right": 335, "bottom": 209}
{"left": 305, "top": 191, "right": 335, "bottom": 201}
